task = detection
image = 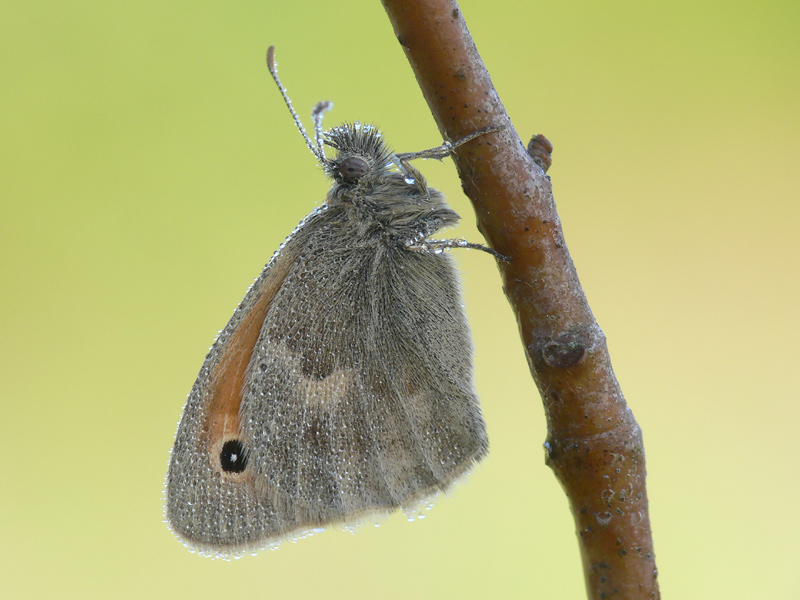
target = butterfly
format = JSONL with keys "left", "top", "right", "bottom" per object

{"left": 165, "top": 46, "right": 501, "bottom": 556}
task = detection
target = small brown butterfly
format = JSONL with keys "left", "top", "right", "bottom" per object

{"left": 165, "top": 46, "right": 502, "bottom": 557}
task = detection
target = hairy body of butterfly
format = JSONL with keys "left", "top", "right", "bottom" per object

{"left": 166, "top": 123, "right": 488, "bottom": 556}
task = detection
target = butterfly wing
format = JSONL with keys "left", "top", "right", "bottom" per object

{"left": 166, "top": 207, "right": 487, "bottom": 555}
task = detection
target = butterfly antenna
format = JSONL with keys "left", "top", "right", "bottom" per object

{"left": 266, "top": 46, "right": 329, "bottom": 164}
{"left": 312, "top": 100, "right": 333, "bottom": 159}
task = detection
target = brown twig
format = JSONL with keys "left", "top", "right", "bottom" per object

{"left": 380, "top": 1, "right": 660, "bottom": 597}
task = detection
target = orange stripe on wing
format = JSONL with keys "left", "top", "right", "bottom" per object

{"left": 204, "top": 247, "right": 299, "bottom": 455}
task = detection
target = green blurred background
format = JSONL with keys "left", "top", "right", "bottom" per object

{"left": 2, "top": 1, "right": 798, "bottom": 597}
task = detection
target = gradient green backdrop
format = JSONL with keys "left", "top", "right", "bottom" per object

{"left": 2, "top": 1, "right": 798, "bottom": 598}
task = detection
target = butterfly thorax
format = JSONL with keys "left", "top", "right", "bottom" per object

{"left": 322, "top": 123, "right": 459, "bottom": 244}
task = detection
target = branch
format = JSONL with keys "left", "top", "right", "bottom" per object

{"left": 380, "top": 1, "right": 660, "bottom": 597}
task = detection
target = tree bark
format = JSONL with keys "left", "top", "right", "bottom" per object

{"left": 380, "top": 1, "right": 660, "bottom": 598}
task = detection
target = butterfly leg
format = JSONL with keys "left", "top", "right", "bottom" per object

{"left": 405, "top": 237, "right": 510, "bottom": 262}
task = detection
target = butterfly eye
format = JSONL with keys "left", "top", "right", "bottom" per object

{"left": 338, "top": 156, "right": 370, "bottom": 180}
{"left": 219, "top": 440, "right": 248, "bottom": 473}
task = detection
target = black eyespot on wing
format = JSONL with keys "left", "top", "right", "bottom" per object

{"left": 220, "top": 440, "right": 248, "bottom": 473}
{"left": 337, "top": 156, "right": 370, "bottom": 180}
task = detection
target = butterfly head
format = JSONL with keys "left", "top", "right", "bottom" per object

{"left": 322, "top": 122, "right": 395, "bottom": 185}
